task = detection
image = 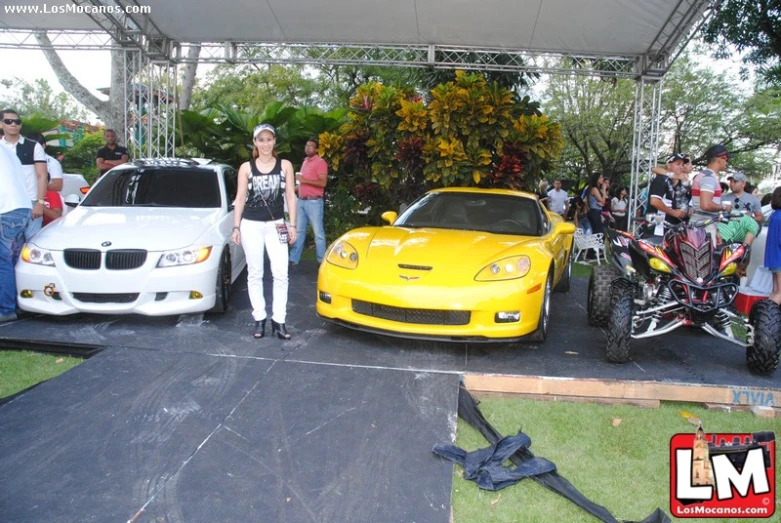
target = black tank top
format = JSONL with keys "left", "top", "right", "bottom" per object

{"left": 243, "top": 157, "right": 285, "bottom": 222}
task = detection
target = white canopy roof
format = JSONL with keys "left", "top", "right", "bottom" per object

{"left": 1, "top": 0, "right": 712, "bottom": 75}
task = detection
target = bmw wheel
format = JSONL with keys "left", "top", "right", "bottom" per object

{"left": 209, "top": 250, "right": 231, "bottom": 314}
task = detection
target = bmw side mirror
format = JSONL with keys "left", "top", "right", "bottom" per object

{"left": 64, "top": 194, "right": 80, "bottom": 208}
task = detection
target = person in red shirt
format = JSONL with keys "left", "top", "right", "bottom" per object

{"left": 42, "top": 189, "right": 63, "bottom": 226}
{"left": 289, "top": 138, "right": 328, "bottom": 265}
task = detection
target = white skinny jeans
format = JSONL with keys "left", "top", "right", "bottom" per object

{"left": 240, "top": 218, "right": 289, "bottom": 323}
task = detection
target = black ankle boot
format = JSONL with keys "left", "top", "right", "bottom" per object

{"left": 271, "top": 320, "right": 291, "bottom": 340}
{"left": 253, "top": 320, "right": 266, "bottom": 339}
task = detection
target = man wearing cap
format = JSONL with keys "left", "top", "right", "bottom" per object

{"left": 647, "top": 153, "right": 688, "bottom": 236}
{"left": 652, "top": 153, "right": 692, "bottom": 219}
{"left": 289, "top": 138, "right": 328, "bottom": 266}
{"left": 690, "top": 145, "right": 732, "bottom": 241}
{"left": 722, "top": 172, "right": 763, "bottom": 223}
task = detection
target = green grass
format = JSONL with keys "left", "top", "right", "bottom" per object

{"left": 452, "top": 398, "right": 781, "bottom": 523}
{"left": 573, "top": 262, "right": 594, "bottom": 279}
{"left": 0, "top": 350, "right": 82, "bottom": 399}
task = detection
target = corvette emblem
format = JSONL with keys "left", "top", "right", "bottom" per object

{"left": 399, "top": 275, "right": 420, "bottom": 281}
{"left": 101, "top": 241, "right": 112, "bottom": 247}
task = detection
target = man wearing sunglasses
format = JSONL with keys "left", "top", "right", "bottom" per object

{"left": 722, "top": 171, "right": 763, "bottom": 223}
{"left": 0, "top": 109, "right": 47, "bottom": 240}
{"left": 689, "top": 144, "right": 736, "bottom": 246}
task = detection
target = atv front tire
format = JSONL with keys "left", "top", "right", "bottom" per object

{"left": 747, "top": 300, "right": 781, "bottom": 375}
{"left": 606, "top": 285, "right": 633, "bottom": 363}
{"left": 587, "top": 264, "right": 621, "bottom": 327}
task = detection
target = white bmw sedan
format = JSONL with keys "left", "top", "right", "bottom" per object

{"left": 15, "top": 159, "right": 246, "bottom": 316}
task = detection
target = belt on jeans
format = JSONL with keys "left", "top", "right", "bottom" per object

{"left": 299, "top": 196, "right": 323, "bottom": 200}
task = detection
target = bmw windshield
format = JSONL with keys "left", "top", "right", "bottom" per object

{"left": 81, "top": 168, "right": 221, "bottom": 208}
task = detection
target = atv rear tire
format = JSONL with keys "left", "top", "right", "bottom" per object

{"left": 606, "top": 286, "right": 633, "bottom": 363}
{"left": 746, "top": 300, "right": 781, "bottom": 375}
{"left": 587, "top": 264, "right": 621, "bottom": 327}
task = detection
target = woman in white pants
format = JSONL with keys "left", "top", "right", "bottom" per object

{"left": 232, "top": 123, "right": 298, "bottom": 339}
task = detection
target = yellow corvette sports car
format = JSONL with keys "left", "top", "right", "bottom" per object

{"left": 316, "top": 187, "right": 576, "bottom": 343}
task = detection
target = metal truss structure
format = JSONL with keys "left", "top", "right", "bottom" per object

{"left": 0, "top": 0, "right": 717, "bottom": 181}
{"left": 122, "top": 51, "right": 177, "bottom": 158}
{"left": 628, "top": 79, "right": 664, "bottom": 230}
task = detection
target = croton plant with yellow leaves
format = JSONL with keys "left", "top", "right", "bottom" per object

{"left": 319, "top": 71, "right": 562, "bottom": 223}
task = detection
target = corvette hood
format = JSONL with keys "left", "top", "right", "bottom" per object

{"left": 30, "top": 207, "right": 223, "bottom": 251}
{"left": 361, "top": 226, "right": 539, "bottom": 272}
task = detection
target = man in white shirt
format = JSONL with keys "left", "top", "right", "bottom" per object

{"left": 546, "top": 179, "right": 569, "bottom": 218}
{"left": 28, "top": 132, "right": 64, "bottom": 192}
{"left": 0, "top": 145, "right": 32, "bottom": 322}
{"left": 0, "top": 109, "right": 48, "bottom": 240}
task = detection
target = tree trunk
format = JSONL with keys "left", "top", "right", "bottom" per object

{"left": 35, "top": 31, "right": 110, "bottom": 121}
{"left": 179, "top": 45, "right": 201, "bottom": 111}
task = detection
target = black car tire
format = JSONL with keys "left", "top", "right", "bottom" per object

{"left": 528, "top": 270, "right": 553, "bottom": 343}
{"left": 554, "top": 248, "right": 572, "bottom": 293}
{"left": 209, "top": 249, "right": 231, "bottom": 314}
{"left": 606, "top": 286, "right": 633, "bottom": 363}
{"left": 746, "top": 300, "right": 781, "bottom": 375}
{"left": 587, "top": 264, "right": 620, "bottom": 327}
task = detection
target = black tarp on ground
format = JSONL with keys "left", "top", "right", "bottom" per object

{"left": 2, "top": 260, "right": 779, "bottom": 389}
{"left": 0, "top": 348, "right": 456, "bottom": 523}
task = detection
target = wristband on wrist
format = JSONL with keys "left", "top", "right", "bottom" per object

{"left": 289, "top": 225, "right": 296, "bottom": 228}
{"left": 232, "top": 226, "right": 240, "bottom": 231}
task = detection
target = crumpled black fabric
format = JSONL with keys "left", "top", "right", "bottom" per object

{"left": 433, "top": 431, "right": 556, "bottom": 491}
{"left": 439, "top": 382, "right": 671, "bottom": 523}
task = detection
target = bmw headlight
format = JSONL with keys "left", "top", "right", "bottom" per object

{"left": 327, "top": 241, "right": 359, "bottom": 270}
{"left": 475, "top": 255, "right": 531, "bottom": 281}
{"left": 21, "top": 245, "right": 55, "bottom": 266}
{"left": 157, "top": 246, "right": 212, "bottom": 268}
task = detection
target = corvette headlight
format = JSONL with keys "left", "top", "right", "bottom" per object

{"left": 475, "top": 256, "right": 531, "bottom": 281}
{"left": 327, "top": 241, "right": 359, "bottom": 270}
{"left": 21, "top": 245, "right": 55, "bottom": 266}
{"left": 157, "top": 246, "right": 212, "bottom": 268}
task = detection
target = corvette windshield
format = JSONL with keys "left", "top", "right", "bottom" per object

{"left": 81, "top": 168, "right": 221, "bottom": 208}
{"left": 395, "top": 192, "right": 542, "bottom": 236}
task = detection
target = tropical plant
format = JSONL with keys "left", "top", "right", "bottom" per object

{"left": 62, "top": 131, "right": 104, "bottom": 183}
{"left": 319, "top": 71, "right": 562, "bottom": 227}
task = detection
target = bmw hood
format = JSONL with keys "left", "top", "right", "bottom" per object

{"left": 29, "top": 207, "right": 224, "bottom": 251}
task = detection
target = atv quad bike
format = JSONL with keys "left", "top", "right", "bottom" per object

{"left": 587, "top": 214, "right": 781, "bottom": 375}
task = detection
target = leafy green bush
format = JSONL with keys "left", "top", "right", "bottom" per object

{"left": 62, "top": 131, "right": 103, "bottom": 184}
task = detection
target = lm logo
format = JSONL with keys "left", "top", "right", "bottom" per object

{"left": 670, "top": 425, "right": 775, "bottom": 518}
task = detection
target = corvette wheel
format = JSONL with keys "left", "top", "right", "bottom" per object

{"left": 528, "top": 270, "right": 553, "bottom": 343}
{"left": 209, "top": 250, "right": 231, "bottom": 314}
{"left": 554, "top": 248, "right": 572, "bottom": 293}
{"left": 746, "top": 300, "right": 781, "bottom": 375}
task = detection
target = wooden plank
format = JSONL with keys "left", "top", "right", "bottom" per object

{"left": 463, "top": 374, "right": 781, "bottom": 408}
{"left": 474, "top": 391, "right": 660, "bottom": 409}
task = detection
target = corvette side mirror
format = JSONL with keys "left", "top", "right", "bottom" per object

{"left": 554, "top": 222, "right": 576, "bottom": 235}
{"left": 381, "top": 211, "right": 397, "bottom": 224}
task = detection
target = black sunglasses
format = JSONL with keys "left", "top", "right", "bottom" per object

{"left": 3, "top": 118, "right": 22, "bottom": 125}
